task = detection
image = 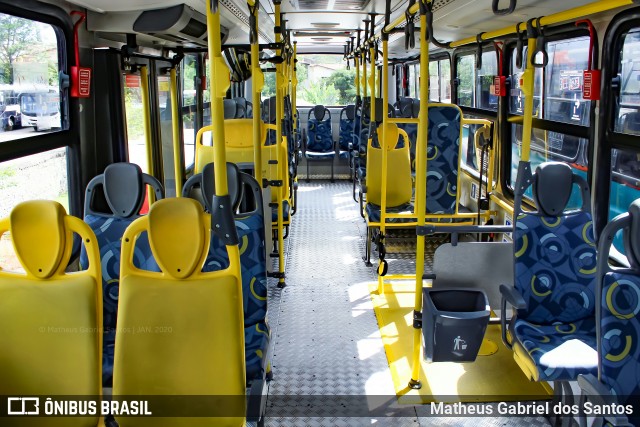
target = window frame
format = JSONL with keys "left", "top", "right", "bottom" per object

{"left": 499, "top": 25, "right": 597, "bottom": 202}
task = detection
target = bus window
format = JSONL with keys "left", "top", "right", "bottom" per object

{"left": 509, "top": 35, "right": 591, "bottom": 204}
{"left": 181, "top": 55, "right": 197, "bottom": 169}
{"left": 544, "top": 37, "right": 591, "bottom": 126}
{"left": 123, "top": 73, "right": 149, "bottom": 174}
{"left": 0, "top": 13, "right": 62, "bottom": 142}
{"left": 476, "top": 51, "right": 498, "bottom": 111}
{"left": 615, "top": 29, "right": 640, "bottom": 135}
{"left": 290, "top": 55, "right": 355, "bottom": 107}
{"left": 0, "top": 146, "right": 69, "bottom": 272}
{"left": 456, "top": 55, "right": 475, "bottom": 107}
{"left": 428, "top": 58, "right": 451, "bottom": 103}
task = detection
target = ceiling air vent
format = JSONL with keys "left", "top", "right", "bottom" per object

{"left": 133, "top": 4, "right": 227, "bottom": 46}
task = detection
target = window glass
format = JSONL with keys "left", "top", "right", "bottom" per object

{"left": 283, "top": 54, "right": 355, "bottom": 106}
{"left": 0, "top": 147, "right": 68, "bottom": 272}
{"left": 0, "top": 13, "right": 63, "bottom": 142}
{"left": 509, "top": 47, "right": 542, "bottom": 117}
{"left": 476, "top": 51, "right": 498, "bottom": 111}
{"left": 429, "top": 61, "right": 439, "bottom": 102}
{"left": 181, "top": 55, "right": 197, "bottom": 169}
{"left": 440, "top": 59, "right": 451, "bottom": 103}
{"left": 456, "top": 55, "right": 475, "bottom": 107}
{"left": 544, "top": 37, "right": 591, "bottom": 125}
{"left": 615, "top": 29, "right": 640, "bottom": 135}
{"left": 609, "top": 147, "right": 640, "bottom": 253}
{"left": 123, "top": 73, "right": 149, "bottom": 173}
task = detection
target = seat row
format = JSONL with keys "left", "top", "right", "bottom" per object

{"left": 0, "top": 161, "right": 270, "bottom": 426}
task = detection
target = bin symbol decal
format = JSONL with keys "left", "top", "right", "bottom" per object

{"left": 453, "top": 336, "right": 467, "bottom": 351}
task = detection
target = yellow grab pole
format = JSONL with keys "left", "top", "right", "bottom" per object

{"left": 275, "top": 2, "right": 286, "bottom": 286}
{"left": 410, "top": 0, "right": 429, "bottom": 390}
{"left": 377, "top": 35, "right": 389, "bottom": 295}
{"left": 169, "top": 68, "right": 183, "bottom": 196}
{"left": 355, "top": 53, "right": 360, "bottom": 101}
{"left": 292, "top": 42, "right": 298, "bottom": 141}
{"left": 249, "top": 0, "right": 263, "bottom": 184}
{"left": 369, "top": 41, "right": 376, "bottom": 123}
{"left": 206, "top": 0, "right": 231, "bottom": 196}
{"left": 520, "top": 37, "right": 537, "bottom": 163}
{"left": 362, "top": 51, "right": 367, "bottom": 99}
{"left": 139, "top": 65, "right": 155, "bottom": 204}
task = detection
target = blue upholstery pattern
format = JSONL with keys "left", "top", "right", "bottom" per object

{"left": 245, "top": 320, "right": 270, "bottom": 380}
{"left": 426, "top": 106, "right": 461, "bottom": 214}
{"left": 365, "top": 203, "right": 414, "bottom": 223}
{"left": 513, "top": 317, "right": 597, "bottom": 380}
{"left": 399, "top": 123, "right": 417, "bottom": 167}
{"left": 306, "top": 117, "right": 334, "bottom": 154}
{"left": 271, "top": 200, "right": 290, "bottom": 222}
{"left": 80, "top": 214, "right": 159, "bottom": 386}
{"left": 514, "top": 212, "right": 597, "bottom": 324}
{"left": 203, "top": 211, "right": 270, "bottom": 382}
{"left": 339, "top": 109, "right": 355, "bottom": 158}
{"left": 599, "top": 272, "right": 640, "bottom": 401}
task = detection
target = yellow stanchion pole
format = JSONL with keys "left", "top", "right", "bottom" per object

{"left": 139, "top": 65, "right": 155, "bottom": 204}
{"left": 275, "top": 2, "right": 286, "bottom": 287}
{"left": 169, "top": 68, "right": 183, "bottom": 196}
{"left": 409, "top": 0, "right": 430, "bottom": 390}
{"left": 520, "top": 37, "right": 538, "bottom": 163}
{"left": 249, "top": 0, "right": 263, "bottom": 184}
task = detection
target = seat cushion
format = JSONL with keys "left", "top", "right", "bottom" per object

{"left": 365, "top": 202, "right": 414, "bottom": 224}
{"left": 272, "top": 199, "right": 290, "bottom": 222}
{"left": 245, "top": 320, "right": 270, "bottom": 382}
{"left": 512, "top": 317, "right": 597, "bottom": 381}
{"left": 338, "top": 150, "right": 350, "bottom": 159}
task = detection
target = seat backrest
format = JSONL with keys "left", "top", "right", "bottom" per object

{"left": 0, "top": 200, "right": 102, "bottom": 423}
{"left": 513, "top": 161, "right": 597, "bottom": 325}
{"left": 80, "top": 162, "right": 164, "bottom": 386}
{"left": 425, "top": 104, "right": 462, "bottom": 214}
{"left": 339, "top": 105, "right": 356, "bottom": 152}
{"left": 114, "top": 198, "right": 245, "bottom": 424}
{"left": 366, "top": 123, "right": 412, "bottom": 207}
{"left": 306, "top": 105, "right": 333, "bottom": 152}
{"left": 183, "top": 162, "right": 268, "bottom": 329}
{"left": 224, "top": 98, "right": 239, "bottom": 119}
{"left": 594, "top": 198, "right": 640, "bottom": 409}
{"left": 397, "top": 97, "right": 414, "bottom": 118}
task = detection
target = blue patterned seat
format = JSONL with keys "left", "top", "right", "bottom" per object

{"left": 395, "top": 97, "right": 419, "bottom": 170}
{"left": 425, "top": 105, "right": 462, "bottom": 214}
{"left": 578, "top": 199, "right": 640, "bottom": 427}
{"left": 339, "top": 105, "right": 356, "bottom": 160}
{"left": 183, "top": 162, "right": 270, "bottom": 383}
{"left": 80, "top": 162, "right": 164, "bottom": 387}
{"left": 500, "top": 162, "right": 598, "bottom": 384}
{"left": 304, "top": 105, "right": 335, "bottom": 181}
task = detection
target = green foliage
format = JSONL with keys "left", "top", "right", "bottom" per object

{"left": 300, "top": 79, "right": 339, "bottom": 106}
{"left": 262, "top": 70, "right": 276, "bottom": 98}
{"left": 325, "top": 69, "right": 356, "bottom": 105}
{"left": 0, "top": 14, "right": 39, "bottom": 84}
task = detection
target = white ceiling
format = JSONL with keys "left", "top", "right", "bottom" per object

{"left": 63, "top": 0, "right": 631, "bottom": 55}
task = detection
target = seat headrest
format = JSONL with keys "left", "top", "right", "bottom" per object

{"left": 104, "top": 163, "right": 145, "bottom": 218}
{"left": 200, "top": 162, "right": 242, "bottom": 213}
{"left": 313, "top": 105, "right": 327, "bottom": 121}
{"left": 261, "top": 97, "right": 277, "bottom": 123}
{"left": 532, "top": 162, "right": 574, "bottom": 217}
{"left": 10, "top": 200, "right": 67, "bottom": 279}
{"left": 224, "top": 99, "right": 238, "bottom": 119}
{"left": 345, "top": 104, "right": 355, "bottom": 121}
{"left": 412, "top": 99, "right": 420, "bottom": 118}
{"left": 147, "top": 198, "right": 206, "bottom": 279}
{"left": 398, "top": 98, "right": 413, "bottom": 118}
{"left": 625, "top": 199, "right": 640, "bottom": 268}
{"left": 363, "top": 98, "right": 393, "bottom": 122}
{"left": 233, "top": 97, "right": 247, "bottom": 118}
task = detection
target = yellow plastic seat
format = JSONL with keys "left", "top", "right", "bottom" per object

{"left": 195, "top": 119, "right": 291, "bottom": 226}
{"left": 365, "top": 123, "right": 413, "bottom": 209}
{"left": 113, "top": 197, "right": 245, "bottom": 427}
{"left": 0, "top": 200, "right": 103, "bottom": 427}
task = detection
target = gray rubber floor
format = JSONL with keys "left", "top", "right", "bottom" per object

{"left": 264, "top": 181, "right": 552, "bottom": 427}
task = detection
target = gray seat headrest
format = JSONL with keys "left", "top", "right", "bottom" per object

{"left": 532, "top": 162, "right": 573, "bottom": 217}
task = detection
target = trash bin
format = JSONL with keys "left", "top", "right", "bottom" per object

{"left": 422, "top": 288, "right": 490, "bottom": 363}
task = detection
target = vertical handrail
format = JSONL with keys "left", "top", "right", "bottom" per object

{"left": 139, "top": 65, "right": 155, "bottom": 204}
{"left": 521, "top": 31, "right": 538, "bottom": 163}
{"left": 249, "top": 0, "right": 263, "bottom": 185}
{"left": 274, "top": 2, "right": 286, "bottom": 287}
{"left": 410, "top": 0, "right": 430, "bottom": 391}
{"left": 292, "top": 41, "right": 298, "bottom": 150}
{"left": 169, "top": 67, "right": 183, "bottom": 196}
{"left": 206, "top": 0, "right": 231, "bottom": 195}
